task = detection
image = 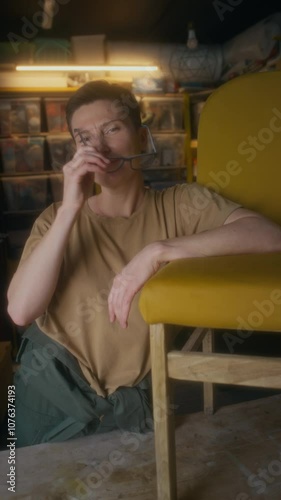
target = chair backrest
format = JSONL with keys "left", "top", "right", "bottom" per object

{"left": 197, "top": 71, "right": 281, "bottom": 226}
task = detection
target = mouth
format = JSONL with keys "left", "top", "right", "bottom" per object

{"left": 105, "top": 156, "right": 126, "bottom": 173}
{"left": 86, "top": 154, "right": 123, "bottom": 173}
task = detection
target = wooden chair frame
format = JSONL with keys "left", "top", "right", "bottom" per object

{"left": 150, "top": 323, "right": 281, "bottom": 499}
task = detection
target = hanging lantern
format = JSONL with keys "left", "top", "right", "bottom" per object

{"left": 169, "top": 23, "right": 223, "bottom": 87}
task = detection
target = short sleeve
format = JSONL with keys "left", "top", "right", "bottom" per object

{"left": 176, "top": 183, "right": 242, "bottom": 235}
{"left": 18, "top": 203, "right": 59, "bottom": 266}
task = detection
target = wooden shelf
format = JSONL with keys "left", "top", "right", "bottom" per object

{"left": 0, "top": 87, "right": 78, "bottom": 93}
{"left": 2, "top": 210, "right": 43, "bottom": 216}
{"left": 0, "top": 170, "right": 61, "bottom": 177}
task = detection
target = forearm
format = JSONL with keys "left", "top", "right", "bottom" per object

{"left": 7, "top": 205, "right": 79, "bottom": 326}
{"left": 108, "top": 215, "right": 281, "bottom": 329}
{"left": 157, "top": 216, "right": 281, "bottom": 263}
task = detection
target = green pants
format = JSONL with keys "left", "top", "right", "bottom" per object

{"left": 14, "top": 323, "right": 153, "bottom": 448}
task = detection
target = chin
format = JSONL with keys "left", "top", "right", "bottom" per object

{"left": 94, "top": 170, "right": 123, "bottom": 188}
{"left": 95, "top": 168, "right": 139, "bottom": 188}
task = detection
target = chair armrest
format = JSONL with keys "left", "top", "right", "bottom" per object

{"left": 139, "top": 253, "right": 281, "bottom": 331}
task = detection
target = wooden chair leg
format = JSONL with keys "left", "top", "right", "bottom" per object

{"left": 150, "top": 323, "right": 177, "bottom": 500}
{"left": 203, "top": 328, "right": 215, "bottom": 415}
{"left": 181, "top": 326, "right": 209, "bottom": 352}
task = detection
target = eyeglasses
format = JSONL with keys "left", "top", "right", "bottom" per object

{"left": 76, "top": 125, "right": 157, "bottom": 173}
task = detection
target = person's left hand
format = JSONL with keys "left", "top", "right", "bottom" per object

{"left": 108, "top": 242, "right": 164, "bottom": 329}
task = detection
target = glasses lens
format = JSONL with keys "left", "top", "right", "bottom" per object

{"left": 130, "top": 126, "right": 157, "bottom": 170}
{"left": 132, "top": 153, "right": 157, "bottom": 170}
{"left": 106, "top": 157, "right": 125, "bottom": 172}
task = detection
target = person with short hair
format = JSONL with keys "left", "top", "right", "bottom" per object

{"left": 7, "top": 80, "right": 281, "bottom": 447}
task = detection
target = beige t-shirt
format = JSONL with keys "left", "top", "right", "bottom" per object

{"left": 18, "top": 183, "right": 241, "bottom": 396}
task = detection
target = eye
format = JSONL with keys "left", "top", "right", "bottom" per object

{"left": 105, "top": 125, "right": 120, "bottom": 135}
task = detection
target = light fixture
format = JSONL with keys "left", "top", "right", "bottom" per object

{"left": 16, "top": 65, "right": 159, "bottom": 72}
{"left": 41, "top": 0, "right": 56, "bottom": 29}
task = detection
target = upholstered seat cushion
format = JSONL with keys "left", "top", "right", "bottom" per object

{"left": 139, "top": 253, "right": 281, "bottom": 330}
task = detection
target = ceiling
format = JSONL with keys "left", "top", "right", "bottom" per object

{"left": 1, "top": 0, "right": 280, "bottom": 46}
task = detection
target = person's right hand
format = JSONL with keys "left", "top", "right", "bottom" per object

{"left": 62, "top": 147, "right": 110, "bottom": 211}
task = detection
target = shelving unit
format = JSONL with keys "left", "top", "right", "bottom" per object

{"left": 0, "top": 88, "right": 73, "bottom": 258}
{"left": 138, "top": 92, "right": 192, "bottom": 188}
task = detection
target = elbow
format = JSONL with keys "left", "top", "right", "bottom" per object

{"left": 7, "top": 301, "right": 31, "bottom": 327}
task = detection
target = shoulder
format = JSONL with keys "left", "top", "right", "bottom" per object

{"left": 148, "top": 182, "right": 209, "bottom": 206}
{"left": 148, "top": 183, "right": 191, "bottom": 202}
{"left": 18, "top": 202, "right": 62, "bottom": 263}
{"left": 34, "top": 202, "right": 62, "bottom": 230}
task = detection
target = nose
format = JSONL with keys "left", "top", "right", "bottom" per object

{"left": 88, "top": 132, "right": 110, "bottom": 154}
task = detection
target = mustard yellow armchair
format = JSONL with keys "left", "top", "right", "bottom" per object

{"left": 139, "top": 71, "right": 281, "bottom": 500}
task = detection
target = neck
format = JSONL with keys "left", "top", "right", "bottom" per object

{"left": 89, "top": 177, "right": 146, "bottom": 218}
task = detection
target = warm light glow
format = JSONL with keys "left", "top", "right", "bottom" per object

{"left": 16, "top": 65, "right": 159, "bottom": 72}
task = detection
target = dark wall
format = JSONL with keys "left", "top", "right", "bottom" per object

{"left": 0, "top": 0, "right": 280, "bottom": 45}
